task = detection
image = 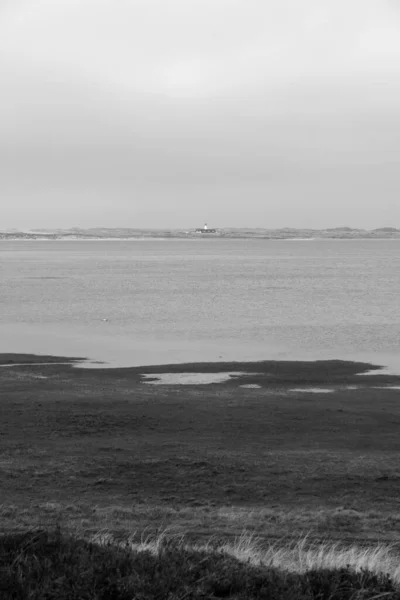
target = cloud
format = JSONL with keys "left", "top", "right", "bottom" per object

{"left": 0, "top": 0, "right": 400, "bottom": 228}
{"left": 2, "top": 0, "right": 400, "bottom": 99}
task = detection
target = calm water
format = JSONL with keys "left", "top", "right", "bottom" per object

{"left": 1, "top": 239, "right": 400, "bottom": 371}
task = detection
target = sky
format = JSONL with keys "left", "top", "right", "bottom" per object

{"left": 1, "top": 0, "right": 400, "bottom": 229}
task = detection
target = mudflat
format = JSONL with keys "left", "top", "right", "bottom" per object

{"left": 2, "top": 353, "right": 400, "bottom": 546}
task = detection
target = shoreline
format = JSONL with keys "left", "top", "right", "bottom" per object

{"left": 2, "top": 352, "right": 400, "bottom": 386}
{"left": 2, "top": 236, "right": 400, "bottom": 241}
{"left": 2, "top": 321, "right": 400, "bottom": 375}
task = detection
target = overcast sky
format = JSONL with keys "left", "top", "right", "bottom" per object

{"left": 1, "top": 0, "right": 400, "bottom": 229}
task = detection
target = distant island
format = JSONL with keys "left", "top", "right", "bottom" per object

{"left": 1, "top": 227, "right": 400, "bottom": 240}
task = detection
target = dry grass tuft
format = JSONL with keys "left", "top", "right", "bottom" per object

{"left": 3, "top": 526, "right": 400, "bottom": 599}
{"left": 218, "top": 531, "right": 400, "bottom": 585}
{"left": 89, "top": 528, "right": 400, "bottom": 589}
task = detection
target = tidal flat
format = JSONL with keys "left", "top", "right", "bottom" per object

{"left": 2, "top": 353, "right": 400, "bottom": 548}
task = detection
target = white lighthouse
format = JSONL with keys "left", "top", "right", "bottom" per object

{"left": 195, "top": 222, "right": 217, "bottom": 234}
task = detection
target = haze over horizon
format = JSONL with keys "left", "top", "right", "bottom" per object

{"left": 1, "top": 0, "right": 400, "bottom": 230}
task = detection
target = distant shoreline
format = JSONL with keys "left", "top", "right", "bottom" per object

{"left": 2, "top": 225, "right": 400, "bottom": 242}
{"left": 2, "top": 228, "right": 400, "bottom": 241}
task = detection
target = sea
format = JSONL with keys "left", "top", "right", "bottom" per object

{"left": 1, "top": 239, "right": 400, "bottom": 373}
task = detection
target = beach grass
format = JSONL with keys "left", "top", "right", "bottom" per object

{"left": 2, "top": 502, "right": 400, "bottom": 546}
{"left": 2, "top": 527, "right": 400, "bottom": 599}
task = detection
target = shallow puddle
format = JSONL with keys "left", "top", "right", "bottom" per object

{"left": 141, "top": 372, "right": 248, "bottom": 385}
{"left": 240, "top": 384, "right": 262, "bottom": 389}
{"left": 373, "top": 386, "right": 400, "bottom": 390}
{"left": 290, "top": 387, "right": 334, "bottom": 394}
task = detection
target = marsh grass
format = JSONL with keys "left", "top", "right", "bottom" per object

{"left": 1, "top": 502, "right": 399, "bottom": 543}
{"left": 1, "top": 526, "right": 400, "bottom": 599}
{"left": 3, "top": 358, "right": 400, "bottom": 597}
{"left": 91, "top": 528, "right": 400, "bottom": 586}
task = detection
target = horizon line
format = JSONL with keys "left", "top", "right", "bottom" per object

{"left": 2, "top": 226, "right": 399, "bottom": 232}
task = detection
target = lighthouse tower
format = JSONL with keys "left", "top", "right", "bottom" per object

{"left": 195, "top": 222, "right": 216, "bottom": 233}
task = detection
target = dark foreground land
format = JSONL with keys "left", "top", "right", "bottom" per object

{"left": 3, "top": 354, "right": 400, "bottom": 598}
{"left": 1, "top": 354, "right": 400, "bottom": 545}
{"left": 2, "top": 528, "right": 400, "bottom": 600}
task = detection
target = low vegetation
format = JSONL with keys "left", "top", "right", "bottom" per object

{"left": 1, "top": 527, "right": 400, "bottom": 599}
{"left": 3, "top": 355, "right": 400, "bottom": 597}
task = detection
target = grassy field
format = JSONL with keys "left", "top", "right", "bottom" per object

{"left": 2, "top": 354, "right": 400, "bottom": 597}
